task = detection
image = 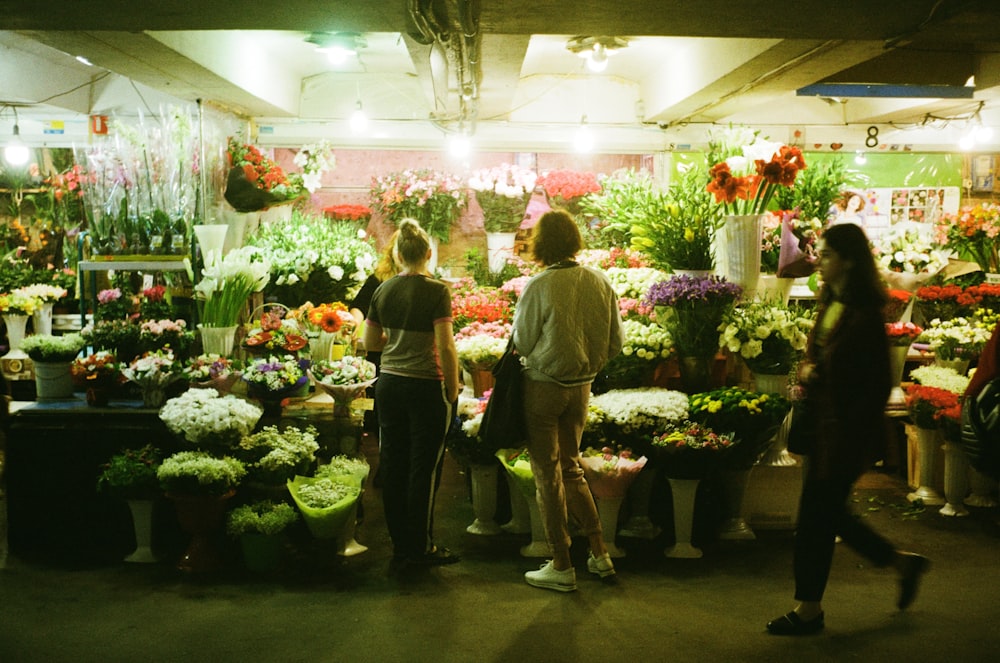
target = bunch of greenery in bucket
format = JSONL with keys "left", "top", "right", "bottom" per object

{"left": 96, "top": 444, "right": 164, "bottom": 499}
{"left": 236, "top": 425, "right": 320, "bottom": 485}
{"left": 19, "top": 332, "right": 85, "bottom": 363}
{"left": 687, "top": 386, "right": 790, "bottom": 469}
{"left": 587, "top": 387, "right": 690, "bottom": 458}
{"left": 872, "top": 224, "right": 951, "bottom": 290}
{"left": 159, "top": 388, "right": 263, "bottom": 453}
{"left": 717, "top": 299, "right": 814, "bottom": 375}
{"left": 156, "top": 451, "right": 246, "bottom": 497}
{"left": 651, "top": 421, "right": 738, "bottom": 479}
{"left": 226, "top": 500, "right": 300, "bottom": 538}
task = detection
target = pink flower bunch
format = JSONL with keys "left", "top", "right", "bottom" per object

{"left": 455, "top": 320, "right": 512, "bottom": 341}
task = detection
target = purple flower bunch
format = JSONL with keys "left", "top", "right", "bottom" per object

{"left": 644, "top": 274, "right": 743, "bottom": 357}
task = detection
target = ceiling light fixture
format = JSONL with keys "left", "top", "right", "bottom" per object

{"left": 4, "top": 107, "right": 30, "bottom": 166}
{"left": 306, "top": 32, "right": 366, "bottom": 66}
{"left": 350, "top": 100, "right": 368, "bottom": 134}
{"left": 566, "top": 36, "right": 628, "bottom": 74}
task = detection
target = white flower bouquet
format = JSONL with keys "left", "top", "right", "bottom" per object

{"left": 468, "top": 163, "right": 537, "bottom": 233}
{"left": 157, "top": 451, "right": 247, "bottom": 496}
{"left": 718, "top": 300, "right": 813, "bottom": 375}
{"left": 121, "top": 349, "right": 185, "bottom": 390}
{"left": 195, "top": 245, "right": 271, "bottom": 328}
{"left": 918, "top": 316, "right": 994, "bottom": 361}
{"left": 604, "top": 267, "right": 672, "bottom": 301}
{"left": 597, "top": 319, "right": 673, "bottom": 389}
{"left": 291, "top": 140, "right": 336, "bottom": 193}
{"left": 579, "top": 446, "right": 648, "bottom": 499}
{"left": 13, "top": 283, "right": 68, "bottom": 302}
{"left": 237, "top": 424, "right": 320, "bottom": 485}
{"left": 872, "top": 223, "right": 950, "bottom": 290}
{"left": 159, "top": 388, "right": 263, "bottom": 451}
{"left": 309, "top": 356, "right": 378, "bottom": 409}
{"left": 909, "top": 364, "right": 970, "bottom": 394}
{"left": 588, "top": 387, "right": 690, "bottom": 456}
{"left": 287, "top": 474, "right": 362, "bottom": 539}
{"left": 455, "top": 334, "right": 508, "bottom": 371}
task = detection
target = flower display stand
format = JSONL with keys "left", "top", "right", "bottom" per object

{"left": 2, "top": 314, "right": 28, "bottom": 359}
{"left": 965, "top": 468, "right": 998, "bottom": 508}
{"left": 664, "top": 477, "right": 702, "bottom": 558}
{"left": 594, "top": 495, "right": 627, "bottom": 558}
{"left": 466, "top": 463, "right": 503, "bottom": 535}
{"left": 32, "top": 302, "right": 54, "bottom": 336}
{"left": 124, "top": 499, "right": 158, "bottom": 563}
{"left": 717, "top": 468, "right": 756, "bottom": 540}
{"left": 939, "top": 440, "right": 970, "bottom": 517}
{"left": 485, "top": 231, "right": 517, "bottom": 273}
{"left": 170, "top": 490, "right": 235, "bottom": 573}
{"left": 337, "top": 499, "right": 368, "bottom": 557}
{"left": 887, "top": 345, "right": 909, "bottom": 410}
{"left": 754, "top": 373, "right": 796, "bottom": 467}
{"left": 199, "top": 325, "right": 237, "bottom": 357}
{"left": 908, "top": 427, "right": 945, "bottom": 505}
{"left": 500, "top": 472, "right": 531, "bottom": 534}
{"left": 619, "top": 468, "right": 662, "bottom": 539}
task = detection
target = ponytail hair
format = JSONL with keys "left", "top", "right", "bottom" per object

{"left": 393, "top": 219, "right": 431, "bottom": 267}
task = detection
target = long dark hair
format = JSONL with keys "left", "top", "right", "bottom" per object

{"left": 818, "top": 223, "right": 887, "bottom": 309}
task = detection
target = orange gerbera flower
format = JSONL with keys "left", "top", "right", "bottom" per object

{"left": 318, "top": 310, "right": 343, "bottom": 333}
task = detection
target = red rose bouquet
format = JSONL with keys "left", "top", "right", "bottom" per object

{"left": 886, "top": 321, "right": 923, "bottom": 347}
{"left": 536, "top": 169, "right": 601, "bottom": 215}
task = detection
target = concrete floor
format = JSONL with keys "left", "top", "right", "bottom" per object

{"left": 1, "top": 436, "right": 999, "bottom": 663}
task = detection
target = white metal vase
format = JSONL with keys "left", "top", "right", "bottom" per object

{"left": 485, "top": 231, "right": 517, "bottom": 273}
{"left": 719, "top": 214, "right": 763, "bottom": 298}
{"left": 664, "top": 477, "right": 702, "bottom": 559}
{"left": 594, "top": 495, "right": 627, "bottom": 558}
{"left": 466, "top": 463, "right": 503, "bottom": 535}
{"left": 125, "top": 498, "right": 158, "bottom": 563}
{"left": 908, "top": 426, "right": 945, "bottom": 505}
{"left": 753, "top": 372, "right": 796, "bottom": 466}
{"left": 939, "top": 439, "right": 970, "bottom": 517}
{"left": 619, "top": 468, "right": 662, "bottom": 539}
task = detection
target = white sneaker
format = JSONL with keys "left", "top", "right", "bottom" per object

{"left": 586, "top": 552, "right": 616, "bottom": 578}
{"left": 524, "top": 560, "right": 577, "bottom": 592}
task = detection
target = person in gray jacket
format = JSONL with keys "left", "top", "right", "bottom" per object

{"left": 513, "top": 209, "right": 624, "bottom": 592}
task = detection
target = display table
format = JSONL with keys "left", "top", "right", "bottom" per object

{"left": 4, "top": 398, "right": 183, "bottom": 565}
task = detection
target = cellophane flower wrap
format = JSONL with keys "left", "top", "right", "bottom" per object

{"left": 245, "top": 210, "right": 377, "bottom": 307}
{"left": 455, "top": 334, "right": 508, "bottom": 372}
{"left": 918, "top": 316, "right": 995, "bottom": 361}
{"left": 237, "top": 424, "right": 320, "bottom": 484}
{"left": 587, "top": 387, "right": 690, "bottom": 458}
{"left": 687, "top": 386, "right": 790, "bottom": 469}
{"left": 446, "top": 395, "right": 496, "bottom": 466}
{"left": 705, "top": 126, "right": 807, "bottom": 216}
{"left": 717, "top": 299, "right": 813, "bottom": 374}
{"left": 159, "top": 388, "right": 263, "bottom": 451}
{"left": 183, "top": 354, "right": 241, "bottom": 383}
{"left": 309, "top": 355, "right": 377, "bottom": 406}
{"left": 195, "top": 246, "right": 271, "bottom": 328}
{"left": 885, "top": 321, "right": 923, "bottom": 347}
{"left": 872, "top": 223, "right": 950, "bottom": 289}
{"left": 579, "top": 446, "right": 648, "bottom": 499}
{"left": 370, "top": 168, "right": 467, "bottom": 243}
{"left": 287, "top": 472, "right": 362, "bottom": 539}
{"left": 225, "top": 137, "right": 302, "bottom": 212}
{"left": 496, "top": 448, "right": 536, "bottom": 499}
{"left": 469, "top": 163, "right": 537, "bottom": 233}
{"left": 121, "top": 348, "right": 184, "bottom": 390}
{"left": 934, "top": 202, "right": 1000, "bottom": 274}
{"left": 651, "top": 421, "right": 737, "bottom": 479}
{"left": 243, "top": 354, "right": 310, "bottom": 399}
{"left": 645, "top": 274, "right": 742, "bottom": 357}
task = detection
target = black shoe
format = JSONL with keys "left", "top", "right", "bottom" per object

{"left": 766, "top": 611, "right": 825, "bottom": 636}
{"left": 898, "top": 553, "right": 930, "bottom": 610}
{"left": 409, "top": 547, "right": 460, "bottom": 566}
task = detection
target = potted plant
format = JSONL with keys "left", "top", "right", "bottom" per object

{"left": 81, "top": 318, "right": 142, "bottom": 364}
{"left": 183, "top": 353, "right": 242, "bottom": 394}
{"left": 226, "top": 499, "right": 300, "bottom": 572}
{"left": 121, "top": 348, "right": 186, "bottom": 408}
{"left": 159, "top": 387, "right": 263, "bottom": 453}
{"left": 20, "top": 332, "right": 87, "bottom": 399}
{"left": 96, "top": 443, "right": 165, "bottom": 563}
{"left": 194, "top": 245, "right": 271, "bottom": 354}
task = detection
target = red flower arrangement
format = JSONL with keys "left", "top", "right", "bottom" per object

{"left": 706, "top": 138, "right": 807, "bottom": 216}
{"left": 904, "top": 383, "right": 960, "bottom": 429}
{"left": 324, "top": 204, "right": 373, "bottom": 223}
{"left": 886, "top": 321, "right": 923, "bottom": 346}
{"left": 915, "top": 284, "right": 980, "bottom": 321}
{"left": 243, "top": 307, "right": 309, "bottom": 353}
{"left": 883, "top": 289, "right": 913, "bottom": 322}
{"left": 451, "top": 284, "right": 515, "bottom": 331}
{"left": 536, "top": 170, "right": 601, "bottom": 211}
{"left": 965, "top": 282, "right": 1000, "bottom": 312}
{"left": 224, "top": 138, "right": 302, "bottom": 212}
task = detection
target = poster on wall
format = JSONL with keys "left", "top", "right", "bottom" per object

{"left": 832, "top": 186, "right": 961, "bottom": 240}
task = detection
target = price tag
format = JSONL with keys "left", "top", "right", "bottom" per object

{"left": 355, "top": 398, "right": 375, "bottom": 411}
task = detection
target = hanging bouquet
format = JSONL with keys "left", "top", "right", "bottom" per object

{"left": 919, "top": 316, "right": 995, "bottom": 361}
{"left": 138, "top": 318, "right": 195, "bottom": 358}
{"left": 195, "top": 246, "right": 271, "bottom": 328}
{"left": 292, "top": 140, "right": 336, "bottom": 193}
{"left": 159, "top": 387, "right": 263, "bottom": 451}
{"left": 914, "top": 284, "right": 979, "bottom": 322}
{"left": 651, "top": 421, "right": 738, "bottom": 479}
{"left": 687, "top": 386, "right": 790, "bottom": 469}
{"left": 644, "top": 274, "right": 743, "bottom": 358}
{"left": 12, "top": 283, "right": 67, "bottom": 304}
{"left": 370, "top": 168, "right": 467, "bottom": 243}
{"left": 628, "top": 164, "right": 719, "bottom": 272}
{"left": 70, "top": 350, "right": 123, "bottom": 389}
{"left": 243, "top": 354, "right": 310, "bottom": 402}
{"left": 121, "top": 349, "right": 185, "bottom": 392}
{"left": 183, "top": 354, "right": 242, "bottom": 393}
{"left": 536, "top": 169, "right": 601, "bottom": 216}
{"left": 717, "top": 299, "right": 813, "bottom": 374}
{"left": 237, "top": 425, "right": 320, "bottom": 485}
{"left": 579, "top": 446, "right": 648, "bottom": 499}
{"left": 871, "top": 224, "right": 950, "bottom": 290}
{"left": 324, "top": 204, "right": 373, "bottom": 225}
{"left": 934, "top": 202, "right": 1000, "bottom": 274}
{"left": 905, "top": 383, "right": 961, "bottom": 429}
{"left": 886, "top": 321, "right": 923, "bottom": 347}
{"left": 157, "top": 451, "right": 246, "bottom": 497}
{"left": 243, "top": 305, "right": 309, "bottom": 354}
{"left": 469, "top": 163, "right": 538, "bottom": 233}
{"left": 705, "top": 126, "right": 807, "bottom": 216}
{"left": 246, "top": 210, "right": 377, "bottom": 307}
{"left": 224, "top": 137, "right": 303, "bottom": 212}
{"left": 0, "top": 291, "right": 40, "bottom": 316}
{"left": 587, "top": 387, "right": 690, "bottom": 457}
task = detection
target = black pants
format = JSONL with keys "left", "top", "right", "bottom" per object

{"left": 793, "top": 468, "right": 895, "bottom": 602}
{"left": 375, "top": 373, "right": 452, "bottom": 559}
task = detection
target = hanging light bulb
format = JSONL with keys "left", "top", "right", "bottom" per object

{"left": 350, "top": 100, "right": 368, "bottom": 134}
{"left": 574, "top": 116, "right": 594, "bottom": 153}
{"left": 448, "top": 132, "right": 471, "bottom": 159}
{"left": 854, "top": 150, "right": 867, "bottom": 165}
{"left": 586, "top": 44, "right": 609, "bottom": 73}
{"left": 4, "top": 108, "right": 29, "bottom": 166}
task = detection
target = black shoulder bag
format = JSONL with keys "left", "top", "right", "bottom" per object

{"left": 479, "top": 340, "right": 527, "bottom": 453}
{"left": 960, "top": 377, "right": 1000, "bottom": 479}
